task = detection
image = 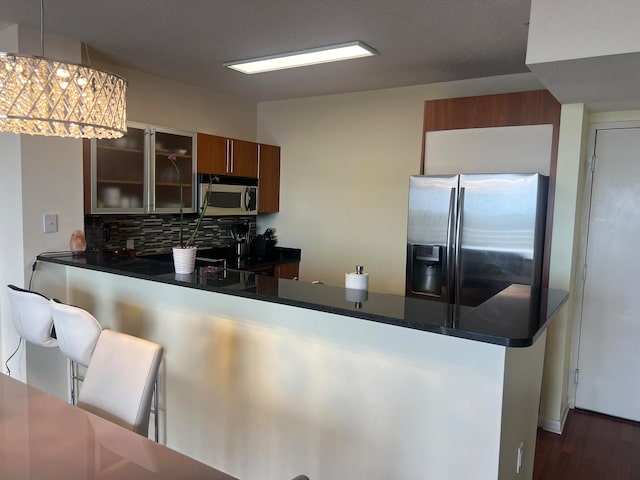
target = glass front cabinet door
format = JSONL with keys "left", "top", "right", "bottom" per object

{"left": 91, "top": 122, "right": 196, "bottom": 214}
{"left": 153, "top": 128, "right": 195, "bottom": 212}
{"left": 92, "top": 125, "right": 146, "bottom": 212}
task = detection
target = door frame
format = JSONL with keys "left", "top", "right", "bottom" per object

{"left": 568, "top": 120, "right": 640, "bottom": 410}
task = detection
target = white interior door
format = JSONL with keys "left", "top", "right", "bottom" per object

{"left": 575, "top": 126, "right": 640, "bottom": 421}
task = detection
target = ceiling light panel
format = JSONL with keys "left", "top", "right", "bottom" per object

{"left": 225, "top": 41, "right": 377, "bottom": 74}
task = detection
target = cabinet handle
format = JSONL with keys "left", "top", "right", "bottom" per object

{"left": 225, "top": 139, "right": 230, "bottom": 173}
{"left": 258, "top": 144, "right": 261, "bottom": 175}
{"left": 230, "top": 140, "right": 234, "bottom": 173}
{"left": 147, "top": 129, "right": 154, "bottom": 212}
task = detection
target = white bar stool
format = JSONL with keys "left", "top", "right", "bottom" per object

{"left": 49, "top": 300, "right": 162, "bottom": 442}
{"left": 49, "top": 299, "right": 102, "bottom": 405}
{"left": 77, "top": 329, "right": 163, "bottom": 438}
{"left": 6, "top": 284, "right": 58, "bottom": 349}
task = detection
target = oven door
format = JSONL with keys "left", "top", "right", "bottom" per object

{"left": 200, "top": 183, "right": 258, "bottom": 215}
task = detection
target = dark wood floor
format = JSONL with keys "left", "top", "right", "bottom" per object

{"left": 534, "top": 409, "right": 640, "bottom": 480}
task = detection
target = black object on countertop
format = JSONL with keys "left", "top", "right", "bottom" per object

{"left": 250, "top": 235, "right": 266, "bottom": 258}
{"left": 37, "top": 252, "right": 567, "bottom": 348}
{"left": 140, "top": 246, "right": 300, "bottom": 268}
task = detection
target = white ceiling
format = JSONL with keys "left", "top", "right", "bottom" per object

{"left": 0, "top": 0, "right": 533, "bottom": 102}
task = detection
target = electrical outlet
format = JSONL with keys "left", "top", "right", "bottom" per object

{"left": 126, "top": 238, "right": 135, "bottom": 250}
{"left": 516, "top": 442, "right": 524, "bottom": 474}
{"left": 43, "top": 214, "right": 58, "bottom": 233}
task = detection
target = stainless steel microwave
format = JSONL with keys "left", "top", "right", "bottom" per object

{"left": 198, "top": 174, "right": 258, "bottom": 216}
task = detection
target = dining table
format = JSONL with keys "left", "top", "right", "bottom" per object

{"left": 0, "top": 372, "right": 238, "bottom": 480}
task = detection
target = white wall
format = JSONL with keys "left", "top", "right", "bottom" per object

{"left": 256, "top": 73, "right": 545, "bottom": 294}
{"left": 538, "top": 104, "right": 589, "bottom": 432}
{"left": 527, "top": 0, "right": 640, "bottom": 64}
{"left": 90, "top": 60, "right": 257, "bottom": 140}
{"left": 0, "top": 132, "right": 24, "bottom": 376}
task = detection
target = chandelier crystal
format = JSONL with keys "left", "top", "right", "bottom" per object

{"left": 0, "top": 52, "right": 127, "bottom": 138}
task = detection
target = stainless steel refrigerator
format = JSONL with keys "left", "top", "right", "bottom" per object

{"left": 406, "top": 173, "right": 548, "bottom": 307}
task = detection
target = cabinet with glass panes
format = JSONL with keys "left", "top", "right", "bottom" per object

{"left": 153, "top": 129, "right": 195, "bottom": 212}
{"left": 90, "top": 122, "right": 196, "bottom": 214}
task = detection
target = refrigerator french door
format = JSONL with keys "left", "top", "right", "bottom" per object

{"left": 406, "top": 173, "right": 548, "bottom": 307}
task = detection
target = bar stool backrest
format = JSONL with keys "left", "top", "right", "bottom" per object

{"left": 49, "top": 300, "right": 102, "bottom": 367}
{"left": 6, "top": 285, "right": 58, "bottom": 348}
{"left": 77, "top": 329, "right": 163, "bottom": 437}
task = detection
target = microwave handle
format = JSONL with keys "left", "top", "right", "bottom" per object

{"left": 244, "top": 187, "right": 258, "bottom": 212}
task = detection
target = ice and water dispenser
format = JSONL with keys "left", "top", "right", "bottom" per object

{"left": 409, "top": 244, "right": 443, "bottom": 296}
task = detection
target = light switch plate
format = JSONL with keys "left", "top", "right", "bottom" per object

{"left": 43, "top": 214, "right": 58, "bottom": 233}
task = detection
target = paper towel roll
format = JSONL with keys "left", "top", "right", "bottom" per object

{"left": 345, "top": 272, "right": 368, "bottom": 291}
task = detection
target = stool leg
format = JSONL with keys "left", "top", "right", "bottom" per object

{"left": 69, "top": 360, "right": 77, "bottom": 405}
{"left": 153, "top": 378, "right": 159, "bottom": 442}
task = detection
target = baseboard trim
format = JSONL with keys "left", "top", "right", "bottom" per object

{"left": 538, "top": 405, "right": 570, "bottom": 434}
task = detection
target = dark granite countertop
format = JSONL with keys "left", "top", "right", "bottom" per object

{"left": 37, "top": 251, "right": 567, "bottom": 348}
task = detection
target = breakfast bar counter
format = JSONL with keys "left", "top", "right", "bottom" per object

{"left": 31, "top": 253, "right": 568, "bottom": 480}
{"left": 38, "top": 251, "right": 567, "bottom": 347}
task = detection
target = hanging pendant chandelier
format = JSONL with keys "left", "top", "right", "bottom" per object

{"left": 0, "top": 1, "right": 127, "bottom": 138}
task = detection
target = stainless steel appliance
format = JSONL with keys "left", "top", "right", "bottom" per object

{"left": 198, "top": 174, "right": 258, "bottom": 216}
{"left": 406, "top": 173, "right": 548, "bottom": 306}
{"left": 230, "top": 223, "right": 250, "bottom": 256}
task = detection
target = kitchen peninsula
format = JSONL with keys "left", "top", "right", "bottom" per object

{"left": 33, "top": 253, "right": 567, "bottom": 480}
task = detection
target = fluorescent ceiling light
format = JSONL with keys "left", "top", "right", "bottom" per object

{"left": 224, "top": 41, "right": 376, "bottom": 74}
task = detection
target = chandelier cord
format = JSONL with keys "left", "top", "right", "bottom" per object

{"left": 40, "top": 0, "right": 44, "bottom": 57}
{"left": 84, "top": 41, "right": 91, "bottom": 66}
{"left": 75, "top": 0, "right": 92, "bottom": 66}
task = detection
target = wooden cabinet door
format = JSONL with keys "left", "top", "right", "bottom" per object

{"left": 197, "top": 133, "right": 228, "bottom": 174}
{"left": 230, "top": 139, "right": 258, "bottom": 178}
{"left": 276, "top": 262, "right": 299, "bottom": 280}
{"left": 258, "top": 144, "right": 281, "bottom": 213}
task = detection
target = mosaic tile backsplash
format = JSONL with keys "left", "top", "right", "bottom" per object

{"left": 85, "top": 214, "right": 257, "bottom": 255}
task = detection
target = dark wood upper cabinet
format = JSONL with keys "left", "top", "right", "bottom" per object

{"left": 230, "top": 139, "right": 258, "bottom": 178}
{"left": 197, "top": 133, "right": 258, "bottom": 178}
{"left": 197, "top": 133, "right": 227, "bottom": 175}
{"left": 258, "top": 144, "right": 281, "bottom": 213}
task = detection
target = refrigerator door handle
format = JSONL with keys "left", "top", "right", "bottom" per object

{"left": 454, "top": 187, "right": 465, "bottom": 304}
{"left": 446, "top": 187, "right": 456, "bottom": 303}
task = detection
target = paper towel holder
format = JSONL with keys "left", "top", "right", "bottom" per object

{"left": 345, "top": 265, "right": 368, "bottom": 309}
